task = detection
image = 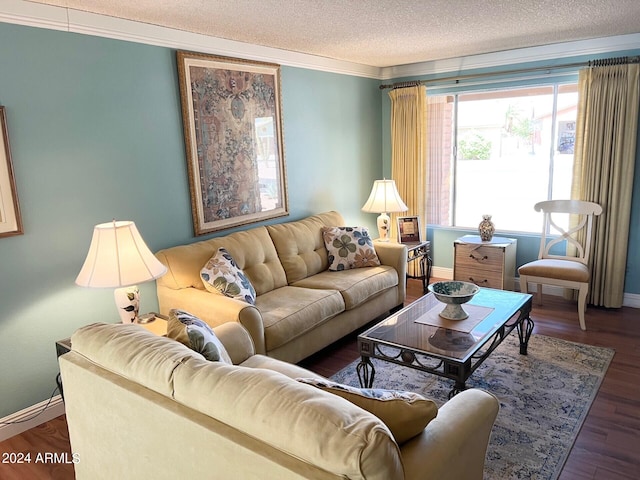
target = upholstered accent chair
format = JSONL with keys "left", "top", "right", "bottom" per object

{"left": 518, "top": 200, "right": 603, "bottom": 330}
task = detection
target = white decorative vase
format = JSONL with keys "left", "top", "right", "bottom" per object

{"left": 478, "top": 215, "right": 495, "bottom": 242}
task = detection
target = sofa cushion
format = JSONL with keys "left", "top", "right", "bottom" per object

{"left": 173, "top": 359, "right": 404, "bottom": 479}
{"left": 292, "top": 265, "right": 398, "bottom": 310}
{"left": 70, "top": 322, "right": 203, "bottom": 397}
{"left": 200, "top": 247, "right": 257, "bottom": 304}
{"left": 256, "top": 286, "right": 345, "bottom": 351}
{"left": 322, "top": 226, "right": 380, "bottom": 271}
{"left": 266, "top": 211, "right": 345, "bottom": 283}
{"left": 167, "top": 309, "right": 232, "bottom": 364}
{"left": 156, "top": 226, "right": 287, "bottom": 295}
{"left": 297, "top": 378, "right": 438, "bottom": 445}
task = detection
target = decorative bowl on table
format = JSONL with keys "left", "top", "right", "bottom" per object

{"left": 428, "top": 281, "right": 480, "bottom": 320}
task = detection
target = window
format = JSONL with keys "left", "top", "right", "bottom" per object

{"left": 426, "top": 83, "right": 578, "bottom": 233}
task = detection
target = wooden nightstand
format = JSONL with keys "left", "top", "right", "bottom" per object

{"left": 453, "top": 235, "right": 517, "bottom": 290}
{"left": 55, "top": 314, "right": 168, "bottom": 399}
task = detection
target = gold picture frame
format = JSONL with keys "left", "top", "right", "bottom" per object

{"left": 397, "top": 216, "right": 421, "bottom": 244}
{"left": 0, "top": 106, "right": 23, "bottom": 238}
{"left": 177, "top": 51, "right": 288, "bottom": 235}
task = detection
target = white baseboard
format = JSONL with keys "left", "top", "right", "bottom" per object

{"left": 431, "top": 266, "right": 453, "bottom": 280}
{"left": 519, "top": 282, "right": 640, "bottom": 308}
{"left": 622, "top": 292, "right": 640, "bottom": 308}
{"left": 0, "top": 395, "right": 65, "bottom": 442}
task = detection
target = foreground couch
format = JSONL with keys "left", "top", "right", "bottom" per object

{"left": 60, "top": 322, "right": 500, "bottom": 480}
{"left": 155, "top": 211, "right": 407, "bottom": 363}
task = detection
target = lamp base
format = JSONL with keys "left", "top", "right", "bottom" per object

{"left": 377, "top": 213, "right": 391, "bottom": 241}
{"left": 114, "top": 286, "right": 140, "bottom": 324}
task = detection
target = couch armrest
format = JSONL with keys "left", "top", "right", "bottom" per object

{"left": 374, "top": 242, "right": 407, "bottom": 303}
{"left": 400, "top": 389, "right": 499, "bottom": 480}
{"left": 213, "top": 322, "right": 256, "bottom": 364}
{"left": 157, "top": 285, "right": 267, "bottom": 355}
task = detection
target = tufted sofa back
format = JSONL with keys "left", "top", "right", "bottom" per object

{"left": 267, "top": 211, "right": 345, "bottom": 284}
{"left": 155, "top": 226, "right": 288, "bottom": 296}
{"left": 156, "top": 211, "right": 349, "bottom": 296}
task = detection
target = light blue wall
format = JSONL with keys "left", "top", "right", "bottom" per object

{"left": 0, "top": 22, "right": 382, "bottom": 417}
{"left": 384, "top": 52, "right": 640, "bottom": 294}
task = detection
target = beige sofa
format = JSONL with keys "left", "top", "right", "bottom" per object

{"left": 60, "top": 322, "right": 500, "bottom": 480}
{"left": 155, "top": 211, "right": 407, "bottom": 363}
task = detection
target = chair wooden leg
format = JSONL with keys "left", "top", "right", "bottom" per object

{"left": 577, "top": 284, "right": 588, "bottom": 331}
{"left": 537, "top": 285, "right": 543, "bottom": 305}
{"left": 519, "top": 277, "right": 528, "bottom": 294}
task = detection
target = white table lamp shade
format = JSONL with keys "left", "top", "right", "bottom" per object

{"left": 76, "top": 221, "right": 167, "bottom": 288}
{"left": 361, "top": 179, "right": 408, "bottom": 214}
{"left": 362, "top": 179, "right": 408, "bottom": 241}
{"left": 76, "top": 221, "right": 167, "bottom": 323}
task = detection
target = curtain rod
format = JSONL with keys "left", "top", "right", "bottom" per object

{"left": 379, "top": 55, "right": 640, "bottom": 90}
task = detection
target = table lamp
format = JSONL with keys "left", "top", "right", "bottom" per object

{"left": 361, "top": 179, "right": 408, "bottom": 241}
{"left": 75, "top": 220, "right": 167, "bottom": 323}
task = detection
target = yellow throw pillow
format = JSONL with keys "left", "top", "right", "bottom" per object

{"left": 297, "top": 378, "right": 437, "bottom": 444}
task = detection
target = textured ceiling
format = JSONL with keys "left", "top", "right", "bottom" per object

{"left": 27, "top": 0, "right": 640, "bottom": 67}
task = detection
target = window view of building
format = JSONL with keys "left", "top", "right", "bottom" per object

{"left": 426, "top": 83, "right": 578, "bottom": 233}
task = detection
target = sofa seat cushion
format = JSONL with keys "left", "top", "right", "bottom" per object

{"left": 256, "top": 286, "right": 345, "bottom": 351}
{"left": 292, "top": 265, "right": 398, "bottom": 310}
{"left": 173, "top": 358, "right": 404, "bottom": 479}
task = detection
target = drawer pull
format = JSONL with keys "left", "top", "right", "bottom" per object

{"left": 469, "top": 253, "right": 488, "bottom": 261}
{"left": 468, "top": 277, "right": 489, "bottom": 286}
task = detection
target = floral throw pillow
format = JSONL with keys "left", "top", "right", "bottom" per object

{"left": 296, "top": 378, "right": 437, "bottom": 444}
{"left": 322, "top": 226, "right": 381, "bottom": 271}
{"left": 167, "top": 309, "right": 232, "bottom": 364}
{"left": 201, "top": 248, "right": 257, "bottom": 305}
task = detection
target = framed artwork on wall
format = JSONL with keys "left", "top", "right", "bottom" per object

{"left": 397, "top": 216, "right": 421, "bottom": 244}
{"left": 0, "top": 107, "right": 23, "bottom": 238}
{"left": 176, "top": 50, "right": 289, "bottom": 235}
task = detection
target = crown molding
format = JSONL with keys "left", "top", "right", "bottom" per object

{"left": 2, "top": 0, "right": 639, "bottom": 82}
{"left": 380, "top": 33, "right": 640, "bottom": 80}
{"left": 0, "top": 0, "right": 381, "bottom": 79}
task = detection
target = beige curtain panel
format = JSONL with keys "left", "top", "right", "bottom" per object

{"left": 388, "top": 85, "right": 427, "bottom": 243}
{"left": 572, "top": 62, "right": 640, "bottom": 307}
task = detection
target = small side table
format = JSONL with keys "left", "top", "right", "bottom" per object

{"left": 453, "top": 235, "right": 517, "bottom": 290}
{"left": 55, "top": 338, "right": 72, "bottom": 399}
{"left": 405, "top": 241, "right": 432, "bottom": 293}
{"left": 55, "top": 314, "right": 168, "bottom": 400}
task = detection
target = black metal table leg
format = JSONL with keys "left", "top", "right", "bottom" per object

{"left": 517, "top": 316, "right": 535, "bottom": 355}
{"left": 357, "top": 357, "right": 376, "bottom": 388}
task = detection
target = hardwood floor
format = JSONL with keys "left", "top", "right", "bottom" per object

{"left": 1, "top": 279, "right": 638, "bottom": 479}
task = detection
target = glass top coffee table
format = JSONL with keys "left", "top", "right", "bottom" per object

{"left": 357, "top": 287, "right": 534, "bottom": 398}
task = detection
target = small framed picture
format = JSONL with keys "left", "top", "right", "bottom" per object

{"left": 397, "top": 216, "right": 421, "bottom": 244}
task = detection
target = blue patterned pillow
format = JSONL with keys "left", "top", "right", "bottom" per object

{"left": 168, "top": 309, "right": 232, "bottom": 364}
{"left": 322, "top": 226, "right": 381, "bottom": 271}
{"left": 201, "top": 247, "right": 257, "bottom": 304}
{"left": 297, "top": 378, "right": 437, "bottom": 444}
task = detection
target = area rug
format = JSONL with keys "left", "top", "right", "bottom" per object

{"left": 330, "top": 334, "right": 614, "bottom": 480}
